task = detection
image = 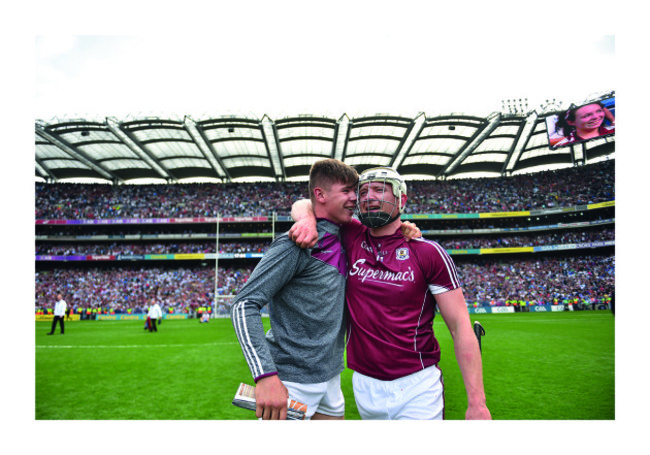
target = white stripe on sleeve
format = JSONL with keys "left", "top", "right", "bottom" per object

{"left": 429, "top": 241, "right": 460, "bottom": 289}
{"left": 232, "top": 301, "right": 264, "bottom": 378}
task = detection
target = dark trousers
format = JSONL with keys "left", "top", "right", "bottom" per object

{"left": 149, "top": 318, "right": 157, "bottom": 332}
{"left": 49, "top": 315, "right": 65, "bottom": 334}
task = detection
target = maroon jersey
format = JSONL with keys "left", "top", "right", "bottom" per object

{"left": 342, "top": 219, "right": 461, "bottom": 381}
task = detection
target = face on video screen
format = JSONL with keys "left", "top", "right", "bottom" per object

{"left": 545, "top": 96, "right": 615, "bottom": 149}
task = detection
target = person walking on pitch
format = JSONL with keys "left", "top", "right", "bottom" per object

{"left": 47, "top": 294, "right": 67, "bottom": 335}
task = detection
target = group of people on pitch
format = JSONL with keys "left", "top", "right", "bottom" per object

{"left": 231, "top": 159, "right": 491, "bottom": 420}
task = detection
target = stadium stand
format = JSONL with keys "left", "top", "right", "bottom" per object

{"left": 35, "top": 160, "right": 613, "bottom": 219}
{"left": 35, "top": 159, "right": 614, "bottom": 316}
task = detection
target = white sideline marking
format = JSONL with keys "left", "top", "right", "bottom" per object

{"left": 36, "top": 342, "right": 238, "bottom": 349}
{"left": 487, "top": 316, "right": 612, "bottom": 323}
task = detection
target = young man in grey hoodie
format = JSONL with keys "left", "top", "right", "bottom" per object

{"left": 230, "top": 159, "right": 359, "bottom": 420}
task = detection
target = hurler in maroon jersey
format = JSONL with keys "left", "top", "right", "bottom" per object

{"left": 290, "top": 166, "right": 491, "bottom": 420}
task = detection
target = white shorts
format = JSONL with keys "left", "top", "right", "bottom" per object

{"left": 283, "top": 374, "right": 345, "bottom": 419}
{"left": 352, "top": 365, "right": 444, "bottom": 420}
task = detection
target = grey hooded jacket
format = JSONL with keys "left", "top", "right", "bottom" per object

{"left": 230, "top": 219, "right": 347, "bottom": 384}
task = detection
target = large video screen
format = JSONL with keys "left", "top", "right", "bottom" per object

{"left": 545, "top": 96, "right": 615, "bottom": 149}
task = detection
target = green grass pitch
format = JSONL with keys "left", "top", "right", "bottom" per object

{"left": 35, "top": 311, "right": 614, "bottom": 420}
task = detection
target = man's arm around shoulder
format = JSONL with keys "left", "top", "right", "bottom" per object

{"left": 289, "top": 199, "right": 319, "bottom": 248}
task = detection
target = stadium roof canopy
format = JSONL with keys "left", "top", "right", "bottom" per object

{"left": 35, "top": 100, "right": 615, "bottom": 184}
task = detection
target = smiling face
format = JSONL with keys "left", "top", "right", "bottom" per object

{"left": 358, "top": 181, "right": 398, "bottom": 216}
{"left": 320, "top": 181, "right": 358, "bottom": 225}
{"left": 309, "top": 159, "right": 359, "bottom": 224}
{"left": 569, "top": 104, "right": 605, "bottom": 134}
{"left": 357, "top": 180, "right": 407, "bottom": 230}
{"left": 356, "top": 167, "right": 407, "bottom": 230}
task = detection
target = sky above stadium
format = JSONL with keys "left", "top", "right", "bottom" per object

{"left": 32, "top": 1, "right": 618, "bottom": 122}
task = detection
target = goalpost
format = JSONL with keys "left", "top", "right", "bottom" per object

{"left": 214, "top": 295, "right": 236, "bottom": 318}
{"left": 211, "top": 212, "right": 276, "bottom": 319}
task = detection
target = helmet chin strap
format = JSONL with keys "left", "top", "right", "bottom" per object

{"left": 358, "top": 211, "right": 400, "bottom": 228}
{"left": 357, "top": 198, "right": 400, "bottom": 228}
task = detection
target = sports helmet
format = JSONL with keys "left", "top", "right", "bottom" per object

{"left": 356, "top": 166, "right": 407, "bottom": 228}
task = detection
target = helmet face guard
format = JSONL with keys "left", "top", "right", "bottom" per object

{"left": 356, "top": 167, "right": 406, "bottom": 228}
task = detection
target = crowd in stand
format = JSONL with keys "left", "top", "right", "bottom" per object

{"left": 456, "top": 255, "right": 614, "bottom": 307}
{"left": 36, "top": 241, "right": 270, "bottom": 256}
{"left": 34, "top": 160, "right": 615, "bottom": 314}
{"left": 402, "top": 160, "right": 614, "bottom": 215}
{"left": 437, "top": 227, "right": 614, "bottom": 250}
{"left": 35, "top": 181, "right": 306, "bottom": 219}
{"left": 35, "top": 227, "right": 614, "bottom": 256}
{"left": 35, "top": 160, "right": 614, "bottom": 220}
{"left": 36, "top": 226, "right": 273, "bottom": 237}
{"left": 35, "top": 254, "right": 614, "bottom": 314}
{"left": 35, "top": 266, "right": 250, "bottom": 315}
